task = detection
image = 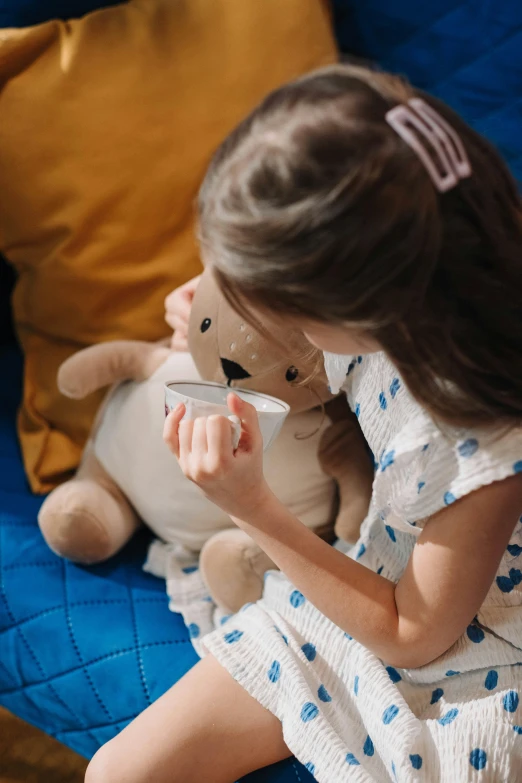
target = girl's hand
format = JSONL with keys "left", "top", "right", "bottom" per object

{"left": 165, "top": 275, "right": 202, "bottom": 352}
{"left": 163, "top": 393, "right": 270, "bottom": 519}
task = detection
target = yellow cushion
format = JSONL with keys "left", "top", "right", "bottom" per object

{"left": 0, "top": 0, "right": 337, "bottom": 493}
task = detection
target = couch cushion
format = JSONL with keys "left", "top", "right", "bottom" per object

{"left": 0, "top": 0, "right": 337, "bottom": 494}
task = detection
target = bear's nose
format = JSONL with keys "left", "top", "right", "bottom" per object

{"left": 221, "top": 358, "right": 251, "bottom": 386}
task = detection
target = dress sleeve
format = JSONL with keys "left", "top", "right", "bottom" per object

{"left": 371, "top": 410, "right": 522, "bottom": 535}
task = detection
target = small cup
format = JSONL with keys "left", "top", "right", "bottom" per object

{"left": 165, "top": 380, "right": 290, "bottom": 451}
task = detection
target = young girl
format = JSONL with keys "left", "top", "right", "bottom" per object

{"left": 86, "top": 65, "right": 522, "bottom": 783}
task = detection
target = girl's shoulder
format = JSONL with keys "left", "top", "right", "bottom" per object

{"left": 336, "top": 352, "right": 522, "bottom": 534}
{"left": 342, "top": 352, "right": 415, "bottom": 446}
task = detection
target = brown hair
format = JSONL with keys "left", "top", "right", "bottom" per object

{"left": 198, "top": 64, "right": 522, "bottom": 428}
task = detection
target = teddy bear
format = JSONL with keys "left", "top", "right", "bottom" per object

{"left": 38, "top": 269, "right": 373, "bottom": 613}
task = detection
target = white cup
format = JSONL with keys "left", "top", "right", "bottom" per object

{"left": 165, "top": 381, "right": 290, "bottom": 451}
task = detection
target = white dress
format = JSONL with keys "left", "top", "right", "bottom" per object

{"left": 203, "top": 352, "right": 522, "bottom": 783}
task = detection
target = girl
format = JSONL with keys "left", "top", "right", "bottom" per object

{"left": 86, "top": 65, "right": 522, "bottom": 783}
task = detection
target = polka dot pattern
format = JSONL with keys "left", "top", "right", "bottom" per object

{"left": 458, "top": 438, "right": 479, "bottom": 458}
{"left": 390, "top": 378, "right": 400, "bottom": 398}
{"left": 318, "top": 685, "right": 332, "bottom": 703}
{"left": 430, "top": 688, "right": 444, "bottom": 704}
{"left": 300, "top": 702, "right": 319, "bottom": 722}
{"left": 223, "top": 629, "right": 243, "bottom": 644}
{"left": 438, "top": 708, "right": 459, "bottom": 726}
{"left": 497, "top": 568, "right": 522, "bottom": 593}
{"left": 198, "top": 354, "right": 522, "bottom": 779}
{"left": 503, "top": 690, "right": 519, "bottom": 713}
{"left": 382, "top": 705, "right": 399, "bottom": 725}
{"left": 188, "top": 623, "right": 200, "bottom": 639}
{"left": 410, "top": 754, "right": 423, "bottom": 770}
{"left": 466, "top": 624, "right": 485, "bottom": 643}
{"left": 289, "top": 590, "right": 306, "bottom": 608}
{"left": 301, "top": 643, "right": 317, "bottom": 662}
{"left": 380, "top": 450, "right": 395, "bottom": 472}
{"left": 470, "top": 749, "right": 487, "bottom": 771}
{"left": 268, "top": 661, "right": 281, "bottom": 683}
{"left": 386, "top": 666, "right": 402, "bottom": 683}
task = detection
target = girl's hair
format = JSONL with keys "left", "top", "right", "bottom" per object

{"left": 198, "top": 64, "right": 522, "bottom": 428}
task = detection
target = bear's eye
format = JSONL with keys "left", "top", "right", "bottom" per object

{"left": 200, "top": 318, "right": 212, "bottom": 333}
{"left": 285, "top": 366, "right": 299, "bottom": 383}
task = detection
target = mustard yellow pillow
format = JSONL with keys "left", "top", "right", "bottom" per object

{"left": 0, "top": 0, "right": 337, "bottom": 493}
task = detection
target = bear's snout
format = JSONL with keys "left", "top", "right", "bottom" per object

{"left": 220, "top": 358, "right": 252, "bottom": 386}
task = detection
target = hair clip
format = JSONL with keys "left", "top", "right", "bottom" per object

{"left": 385, "top": 97, "right": 472, "bottom": 192}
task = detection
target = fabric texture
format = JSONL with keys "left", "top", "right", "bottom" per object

{"left": 0, "top": 0, "right": 122, "bottom": 27}
{"left": 204, "top": 352, "right": 522, "bottom": 782}
{"left": 0, "top": 343, "right": 314, "bottom": 782}
{"left": 332, "top": 0, "right": 522, "bottom": 187}
{"left": 0, "top": 0, "right": 337, "bottom": 494}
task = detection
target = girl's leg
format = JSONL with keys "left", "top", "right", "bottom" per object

{"left": 85, "top": 654, "right": 290, "bottom": 783}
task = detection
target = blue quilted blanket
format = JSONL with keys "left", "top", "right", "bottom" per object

{"left": 333, "top": 0, "right": 522, "bottom": 185}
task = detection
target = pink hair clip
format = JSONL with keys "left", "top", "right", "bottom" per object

{"left": 385, "top": 97, "right": 472, "bottom": 192}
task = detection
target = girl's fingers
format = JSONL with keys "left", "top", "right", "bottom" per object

{"left": 165, "top": 313, "right": 189, "bottom": 335}
{"left": 174, "top": 298, "right": 192, "bottom": 323}
{"left": 179, "top": 418, "right": 195, "bottom": 458}
{"left": 206, "top": 415, "right": 235, "bottom": 466}
{"left": 171, "top": 333, "right": 189, "bottom": 352}
{"left": 227, "top": 394, "right": 262, "bottom": 452}
{"left": 163, "top": 404, "right": 185, "bottom": 457}
{"left": 192, "top": 417, "right": 209, "bottom": 456}
{"left": 186, "top": 274, "right": 202, "bottom": 297}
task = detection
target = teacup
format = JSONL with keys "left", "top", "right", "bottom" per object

{"left": 165, "top": 381, "right": 290, "bottom": 451}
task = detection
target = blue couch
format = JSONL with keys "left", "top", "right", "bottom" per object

{"left": 1, "top": 2, "right": 521, "bottom": 780}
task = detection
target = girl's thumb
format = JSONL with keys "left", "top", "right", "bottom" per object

{"left": 227, "top": 393, "right": 260, "bottom": 444}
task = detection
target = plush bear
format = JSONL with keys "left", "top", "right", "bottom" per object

{"left": 38, "top": 270, "right": 373, "bottom": 612}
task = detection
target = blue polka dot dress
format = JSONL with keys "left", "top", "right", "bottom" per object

{"left": 204, "top": 352, "right": 522, "bottom": 782}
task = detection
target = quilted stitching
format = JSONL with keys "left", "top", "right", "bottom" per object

{"left": 0, "top": 345, "right": 314, "bottom": 781}
{"left": 333, "top": 0, "right": 522, "bottom": 184}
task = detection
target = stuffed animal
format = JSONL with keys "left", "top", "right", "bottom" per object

{"left": 38, "top": 270, "right": 373, "bottom": 612}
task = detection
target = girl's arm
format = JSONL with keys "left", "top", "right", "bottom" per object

{"left": 165, "top": 397, "right": 522, "bottom": 669}
{"left": 227, "top": 478, "right": 521, "bottom": 668}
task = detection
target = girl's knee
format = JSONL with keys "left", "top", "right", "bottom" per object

{"left": 85, "top": 742, "right": 120, "bottom": 783}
